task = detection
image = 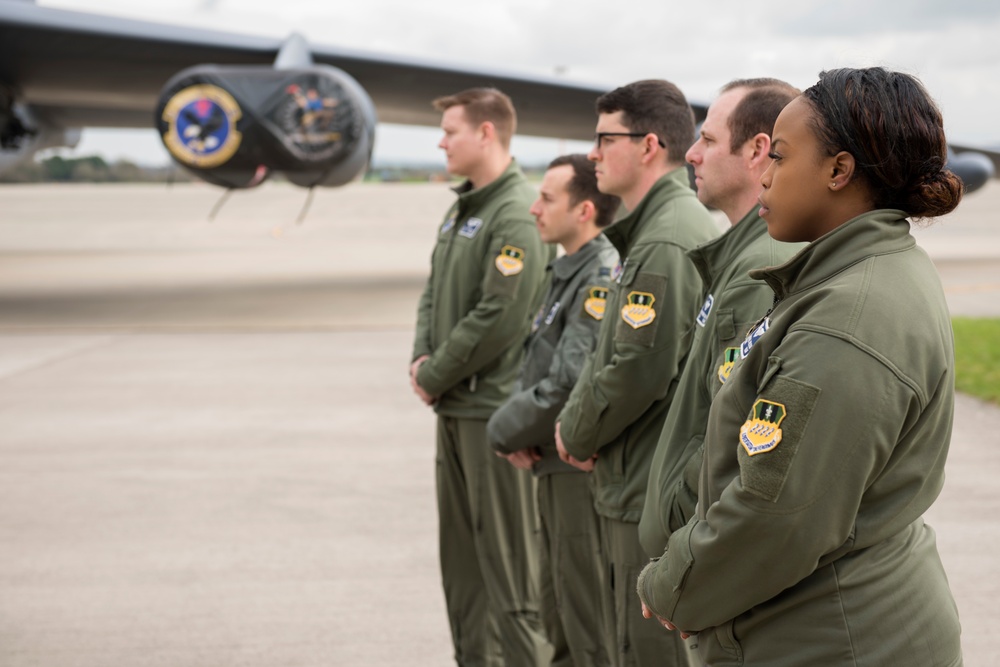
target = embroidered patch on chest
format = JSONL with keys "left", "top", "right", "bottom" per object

{"left": 621, "top": 291, "right": 656, "bottom": 329}
{"left": 740, "top": 317, "right": 770, "bottom": 359}
{"left": 495, "top": 245, "right": 525, "bottom": 276}
{"left": 440, "top": 216, "right": 456, "bottom": 234}
{"left": 584, "top": 286, "right": 608, "bottom": 321}
{"left": 611, "top": 261, "right": 625, "bottom": 283}
{"left": 544, "top": 301, "right": 561, "bottom": 325}
{"left": 458, "top": 217, "right": 484, "bottom": 238}
{"left": 739, "top": 399, "right": 786, "bottom": 456}
{"left": 718, "top": 347, "right": 739, "bottom": 385}
{"left": 696, "top": 294, "right": 714, "bottom": 327}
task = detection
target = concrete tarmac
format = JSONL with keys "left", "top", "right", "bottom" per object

{"left": 1, "top": 181, "right": 998, "bottom": 665}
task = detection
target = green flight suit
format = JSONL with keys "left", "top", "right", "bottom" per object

{"left": 558, "top": 167, "right": 719, "bottom": 667}
{"left": 639, "top": 207, "right": 802, "bottom": 558}
{"left": 413, "top": 161, "right": 552, "bottom": 667}
{"left": 638, "top": 210, "right": 963, "bottom": 666}
{"left": 487, "top": 234, "right": 619, "bottom": 667}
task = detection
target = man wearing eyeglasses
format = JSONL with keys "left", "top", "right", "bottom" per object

{"left": 555, "top": 79, "right": 718, "bottom": 667}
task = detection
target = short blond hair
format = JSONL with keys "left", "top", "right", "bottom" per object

{"left": 433, "top": 88, "right": 516, "bottom": 149}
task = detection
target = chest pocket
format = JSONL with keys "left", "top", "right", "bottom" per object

{"left": 614, "top": 261, "right": 668, "bottom": 347}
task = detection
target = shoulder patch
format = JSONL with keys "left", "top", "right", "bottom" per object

{"left": 739, "top": 400, "right": 786, "bottom": 456}
{"left": 458, "top": 217, "right": 484, "bottom": 238}
{"left": 696, "top": 294, "right": 714, "bottom": 327}
{"left": 718, "top": 347, "right": 739, "bottom": 385}
{"left": 621, "top": 291, "right": 656, "bottom": 329}
{"left": 440, "top": 215, "right": 456, "bottom": 234}
{"left": 584, "top": 286, "right": 608, "bottom": 321}
{"left": 737, "top": 376, "right": 821, "bottom": 502}
{"left": 495, "top": 245, "right": 525, "bottom": 276}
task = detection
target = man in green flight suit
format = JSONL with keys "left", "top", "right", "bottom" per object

{"left": 410, "top": 88, "right": 552, "bottom": 667}
{"left": 639, "top": 79, "right": 803, "bottom": 564}
{"left": 487, "top": 154, "right": 620, "bottom": 667}
{"left": 554, "top": 80, "right": 719, "bottom": 667}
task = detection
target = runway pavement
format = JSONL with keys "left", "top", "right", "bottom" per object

{"left": 1, "top": 181, "right": 998, "bottom": 665}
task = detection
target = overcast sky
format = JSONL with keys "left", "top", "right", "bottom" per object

{"left": 43, "top": 0, "right": 1000, "bottom": 166}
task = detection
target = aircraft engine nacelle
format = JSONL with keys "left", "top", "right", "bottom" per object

{"left": 155, "top": 64, "right": 376, "bottom": 189}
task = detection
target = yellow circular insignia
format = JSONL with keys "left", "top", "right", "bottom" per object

{"left": 584, "top": 286, "right": 608, "bottom": 320}
{"left": 621, "top": 291, "right": 656, "bottom": 329}
{"left": 161, "top": 84, "right": 243, "bottom": 168}
{"left": 717, "top": 347, "right": 740, "bottom": 385}
{"left": 495, "top": 245, "right": 525, "bottom": 276}
{"left": 739, "top": 399, "right": 786, "bottom": 456}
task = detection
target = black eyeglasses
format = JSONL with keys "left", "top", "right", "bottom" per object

{"left": 594, "top": 132, "right": 666, "bottom": 149}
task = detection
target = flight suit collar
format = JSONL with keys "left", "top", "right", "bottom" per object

{"left": 750, "top": 209, "right": 912, "bottom": 300}
{"left": 550, "top": 234, "right": 613, "bottom": 281}
{"left": 451, "top": 159, "right": 524, "bottom": 210}
{"left": 687, "top": 205, "right": 767, "bottom": 287}
{"left": 603, "top": 166, "right": 691, "bottom": 257}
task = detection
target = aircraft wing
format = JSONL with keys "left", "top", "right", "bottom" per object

{"left": 0, "top": 0, "right": 704, "bottom": 141}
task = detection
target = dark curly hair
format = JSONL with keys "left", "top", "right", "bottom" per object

{"left": 802, "top": 67, "right": 962, "bottom": 219}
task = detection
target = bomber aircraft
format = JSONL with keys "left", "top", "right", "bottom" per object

{"left": 1, "top": 0, "right": 996, "bottom": 192}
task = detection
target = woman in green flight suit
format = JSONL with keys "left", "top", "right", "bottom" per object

{"left": 637, "top": 67, "right": 964, "bottom": 666}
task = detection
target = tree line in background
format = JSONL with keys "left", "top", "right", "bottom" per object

{"left": 0, "top": 155, "right": 194, "bottom": 184}
{"left": 0, "top": 155, "right": 550, "bottom": 184}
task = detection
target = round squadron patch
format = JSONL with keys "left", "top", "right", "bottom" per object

{"left": 584, "top": 286, "right": 608, "bottom": 321}
{"left": 495, "top": 245, "right": 525, "bottom": 276}
{"left": 161, "top": 84, "right": 243, "bottom": 168}
{"left": 717, "top": 347, "right": 739, "bottom": 385}
{"left": 621, "top": 291, "right": 656, "bottom": 329}
{"left": 739, "top": 399, "right": 786, "bottom": 456}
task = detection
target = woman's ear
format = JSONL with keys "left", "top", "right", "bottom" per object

{"left": 829, "top": 151, "right": 856, "bottom": 190}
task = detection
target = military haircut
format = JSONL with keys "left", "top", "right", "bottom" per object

{"left": 547, "top": 153, "right": 621, "bottom": 228}
{"left": 720, "top": 78, "right": 801, "bottom": 154}
{"left": 595, "top": 79, "right": 695, "bottom": 166}
{"left": 433, "top": 87, "right": 517, "bottom": 150}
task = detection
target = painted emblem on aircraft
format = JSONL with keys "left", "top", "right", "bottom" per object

{"left": 740, "top": 317, "right": 770, "bottom": 359}
{"left": 269, "top": 79, "right": 356, "bottom": 162}
{"left": 161, "top": 84, "right": 242, "bottom": 168}
{"left": 739, "top": 399, "right": 786, "bottom": 456}
{"left": 621, "top": 291, "right": 656, "bottom": 329}
{"left": 495, "top": 245, "right": 525, "bottom": 276}
{"left": 717, "top": 347, "right": 739, "bottom": 384}
{"left": 696, "top": 293, "right": 714, "bottom": 327}
{"left": 584, "top": 286, "right": 608, "bottom": 321}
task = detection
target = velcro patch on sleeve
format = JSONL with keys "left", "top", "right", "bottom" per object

{"left": 737, "top": 374, "right": 820, "bottom": 502}
{"left": 486, "top": 244, "right": 526, "bottom": 297}
{"left": 495, "top": 245, "right": 525, "bottom": 276}
{"left": 614, "top": 272, "right": 667, "bottom": 347}
{"left": 583, "top": 286, "right": 608, "bottom": 321}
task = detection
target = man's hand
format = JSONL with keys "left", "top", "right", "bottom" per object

{"left": 497, "top": 448, "right": 541, "bottom": 471}
{"left": 409, "top": 355, "right": 436, "bottom": 406}
{"left": 555, "top": 421, "right": 596, "bottom": 472}
{"left": 641, "top": 602, "right": 690, "bottom": 639}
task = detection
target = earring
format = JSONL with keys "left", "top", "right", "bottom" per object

{"left": 830, "top": 181, "right": 837, "bottom": 188}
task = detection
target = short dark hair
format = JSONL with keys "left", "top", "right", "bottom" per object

{"left": 547, "top": 154, "right": 620, "bottom": 228}
{"left": 720, "top": 78, "right": 800, "bottom": 153}
{"left": 433, "top": 88, "right": 516, "bottom": 149}
{"left": 595, "top": 80, "right": 694, "bottom": 165}
{"left": 802, "top": 67, "right": 962, "bottom": 218}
